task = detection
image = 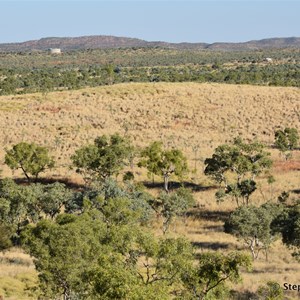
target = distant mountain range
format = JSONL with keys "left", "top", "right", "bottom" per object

{"left": 0, "top": 35, "right": 300, "bottom": 52}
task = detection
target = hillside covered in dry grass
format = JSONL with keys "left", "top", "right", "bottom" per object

{"left": 0, "top": 82, "right": 300, "bottom": 299}
{"left": 0, "top": 82, "right": 299, "bottom": 177}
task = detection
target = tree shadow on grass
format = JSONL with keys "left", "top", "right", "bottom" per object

{"left": 193, "top": 241, "right": 234, "bottom": 251}
{"left": 13, "top": 177, "right": 85, "bottom": 191}
{"left": 187, "top": 225, "right": 225, "bottom": 235}
{"left": 229, "top": 290, "right": 258, "bottom": 300}
{"left": 203, "top": 224, "right": 225, "bottom": 232}
{"left": 142, "top": 180, "right": 216, "bottom": 192}
{"left": 292, "top": 188, "right": 300, "bottom": 194}
{"left": 186, "top": 209, "right": 231, "bottom": 222}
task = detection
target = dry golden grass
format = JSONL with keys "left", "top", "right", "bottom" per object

{"left": 0, "top": 82, "right": 299, "bottom": 178}
{"left": 0, "top": 82, "right": 299, "bottom": 298}
{"left": 0, "top": 248, "right": 37, "bottom": 300}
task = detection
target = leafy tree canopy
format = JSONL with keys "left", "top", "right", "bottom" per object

{"left": 151, "top": 187, "right": 195, "bottom": 233}
{"left": 204, "top": 137, "right": 272, "bottom": 206}
{"left": 257, "top": 280, "right": 284, "bottom": 300}
{"left": 0, "top": 223, "right": 13, "bottom": 251}
{"left": 274, "top": 127, "right": 299, "bottom": 160}
{"left": 138, "top": 141, "right": 188, "bottom": 192}
{"left": 271, "top": 202, "right": 300, "bottom": 261}
{"left": 71, "top": 133, "right": 133, "bottom": 182}
{"left": 0, "top": 178, "right": 73, "bottom": 245}
{"left": 181, "top": 251, "right": 252, "bottom": 299}
{"left": 21, "top": 212, "right": 194, "bottom": 299}
{"left": 65, "top": 178, "right": 154, "bottom": 224}
{"left": 224, "top": 203, "right": 283, "bottom": 259}
{"left": 5, "top": 142, "right": 54, "bottom": 181}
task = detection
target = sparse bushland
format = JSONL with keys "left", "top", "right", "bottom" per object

{"left": 0, "top": 82, "right": 300, "bottom": 299}
{"left": 0, "top": 134, "right": 298, "bottom": 299}
{"left": 0, "top": 48, "right": 299, "bottom": 96}
{"left": 18, "top": 179, "right": 251, "bottom": 300}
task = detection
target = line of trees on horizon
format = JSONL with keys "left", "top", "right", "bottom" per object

{"left": 0, "top": 63, "right": 299, "bottom": 96}
{"left": 0, "top": 47, "right": 299, "bottom": 96}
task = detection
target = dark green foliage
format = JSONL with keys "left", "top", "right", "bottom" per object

{"left": 0, "top": 223, "right": 13, "bottom": 251}
{"left": 5, "top": 142, "right": 54, "bottom": 181}
{"left": 65, "top": 178, "right": 154, "bottom": 224}
{"left": 181, "top": 251, "right": 252, "bottom": 299}
{"left": 225, "top": 179, "right": 257, "bottom": 206}
{"left": 21, "top": 215, "right": 106, "bottom": 299}
{"left": 274, "top": 127, "right": 299, "bottom": 160}
{"left": 224, "top": 203, "right": 283, "bottom": 259}
{"left": 277, "top": 191, "right": 289, "bottom": 204}
{"left": 138, "top": 141, "right": 188, "bottom": 192}
{"left": 205, "top": 138, "right": 271, "bottom": 184}
{"left": 0, "top": 178, "right": 33, "bottom": 240}
{"left": 257, "top": 281, "right": 283, "bottom": 300}
{"left": 35, "top": 182, "right": 74, "bottom": 219}
{"left": 138, "top": 141, "right": 164, "bottom": 179}
{"left": 271, "top": 202, "right": 300, "bottom": 261}
{"left": 123, "top": 171, "right": 134, "bottom": 182}
{"left": 275, "top": 127, "right": 299, "bottom": 151}
{"left": 71, "top": 133, "right": 133, "bottom": 182}
{"left": 89, "top": 234, "right": 193, "bottom": 299}
{"left": 21, "top": 212, "right": 194, "bottom": 299}
{"left": 236, "top": 179, "right": 257, "bottom": 198}
{"left": 0, "top": 178, "right": 73, "bottom": 244}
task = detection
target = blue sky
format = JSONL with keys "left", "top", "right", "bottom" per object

{"left": 0, "top": 1, "right": 299, "bottom": 44}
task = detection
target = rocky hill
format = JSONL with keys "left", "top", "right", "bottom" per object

{"left": 0, "top": 35, "right": 299, "bottom": 52}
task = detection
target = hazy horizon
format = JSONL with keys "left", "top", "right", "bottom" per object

{"left": 1, "top": 0, "right": 299, "bottom": 44}
{"left": 1, "top": 34, "right": 299, "bottom": 46}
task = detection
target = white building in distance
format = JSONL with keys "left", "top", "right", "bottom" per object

{"left": 49, "top": 48, "right": 62, "bottom": 54}
{"left": 265, "top": 57, "right": 273, "bottom": 63}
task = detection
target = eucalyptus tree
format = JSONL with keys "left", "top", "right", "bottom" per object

{"left": 138, "top": 141, "right": 188, "bottom": 192}
{"left": 21, "top": 212, "right": 194, "bottom": 299}
{"left": 224, "top": 203, "right": 283, "bottom": 260}
{"left": 71, "top": 133, "right": 133, "bottom": 182}
{"left": 274, "top": 127, "right": 299, "bottom": 160}
{"left": 5, "top": 142, "right": 54, "bottom": 181}
{"left": 204, "top": 137, "right": 272, "bottom": 206}
{"left": 180, "top": 251, "right": 252, "bottom": 300}
{"left": 271, "top": 202, "right": 300, "bottom": 261}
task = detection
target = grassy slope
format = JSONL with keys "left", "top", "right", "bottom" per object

{"left": 0, "top": 82, "right": 299, "bottom": 298}
{"left": 0, "top": 249, "right": 37, "bottom": 299}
